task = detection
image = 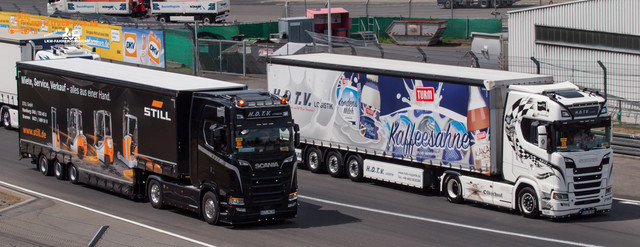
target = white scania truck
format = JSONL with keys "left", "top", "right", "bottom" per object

{"left": 268, "top": 53, "right": 613, "bottom": 218}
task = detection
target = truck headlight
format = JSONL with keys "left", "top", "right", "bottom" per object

{"left": 229, "top": 197, "right": 245, "bottom": 206}
{"left": 552, "top": 192, "right": 569, "bottom": 201}
{"left": 288, "top": 192, "right": 298, "bottom": 201}
{"left": 284, "top": 155, "right": 294, "bottom": 164}
{"left": 605, "top": 187, "right": 612, "bottom": 196}
{"left": 238, "top": 160, "right": 250, "bottom": 167}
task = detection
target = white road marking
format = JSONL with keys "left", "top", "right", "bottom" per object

{"left": 300, "top": 195, "right": 601, "bottom": 247}
{"left": 0, "top": 180, "right": 216, "bottom": 247}
{"left": 614, "top": 197, "right": 640, "bottom": 206}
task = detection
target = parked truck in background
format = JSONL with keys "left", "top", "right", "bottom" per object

{"left": 268, "top": 53, "right": 613, "bottom": 218}
{"left": 47, "top": 0, "right": 231, "bottom": 23}
{"left": 437, "top": 0, "right": 519, "bottom": 8}
{"left": 1, "top": 29, "right": 98, "bottom": 130}
{"left": 18, "top": 58, "right": 299, "bottom": 224}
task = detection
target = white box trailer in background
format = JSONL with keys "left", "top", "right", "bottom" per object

{"left": 0, "top": 29, "right": 99, "bottom": 130}
{"left": 268, "top": 53, "right": 614, "bottom": 218}
{"left": 151, "top": 0, "right": 231, "bottom": 23}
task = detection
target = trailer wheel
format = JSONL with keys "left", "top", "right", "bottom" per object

{"left": 444, "top": 175, "right": 463, "bottom": 203}
{"left": 148, "top": 180, "right": 164, "bottom": 209}
{"left": 39, "top": 155, "right": 52, "bottom": 176}
{"left": 305, "top": 147, "right": 325, "bottom": 173}
{"left": 517, "top": 187, "right": 540, "bottom": 218}
{"left": 326, "top": 150, "right": 345, "bottom": 178}
{"left": 54, "top": 160, "right": 66, "bottom": 180}
{"left": 157, "top": 15, "right": 168, "bottom": 23}
{"left": 202, "top": 191, "right": 220, "bottom": 225}
{"left": 346, "top": 154, "right": 364, "bottom": 182}
{"left": 480, "top": 0, "right": 491, "bottom": 8}
{"left": 2, "top": 108, "right": 11, "bottom": 130}
{"left": 68, "top": 164, "right": 80, "bottom": 184}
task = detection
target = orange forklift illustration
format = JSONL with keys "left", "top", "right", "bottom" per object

{"left": 117, "top": 105, "right": 138, "bottom": 168}
{"left": 67, "top": 108, "right": 87, "bottom": 158}
{"left": 93, "top": 110, "right": 114, "bottom": 164}
{"left": 51, "top": 107, "right": 61, "bottom": 152}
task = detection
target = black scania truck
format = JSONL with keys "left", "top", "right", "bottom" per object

{"left": 17, "top": 59, "right": 299, "bottom": 224}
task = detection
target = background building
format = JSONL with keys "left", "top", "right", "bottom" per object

{"left": 508, "top": 0, "right": 640, "bottom": 120}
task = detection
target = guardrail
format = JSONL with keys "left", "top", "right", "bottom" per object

{"left": 612, "top": 132, "right": 640, "bottom": 156}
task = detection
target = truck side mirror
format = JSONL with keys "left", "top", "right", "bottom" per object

{"left": 537, "top": 126, "right": 547, "bottom": 150}
{"left": 294, "top": 124, "right": 300, "bottom": 147}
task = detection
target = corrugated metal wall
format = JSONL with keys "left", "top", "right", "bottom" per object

{"left": 507, "top": 0, "right": 640, "bottom": 106}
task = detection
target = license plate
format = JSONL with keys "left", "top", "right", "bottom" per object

{"left": 580, "top": 208, "right": 595, "bottom": 216}
{"left": 260, "top": 209, "right": 275, "bottom": 215}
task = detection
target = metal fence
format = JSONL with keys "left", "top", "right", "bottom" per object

{"left": 510, "top": 56, "right": 640, "bottom": 124}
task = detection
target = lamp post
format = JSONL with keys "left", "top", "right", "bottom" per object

{"left": 328, "top": 0, "right": 332, "bottom": 53}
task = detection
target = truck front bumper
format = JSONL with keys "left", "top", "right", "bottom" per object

{"left": 540, "top": 193, "right": 613, "bottom": 218}
{"left": 220, "top": 203, "right": 297, "bottom": 224}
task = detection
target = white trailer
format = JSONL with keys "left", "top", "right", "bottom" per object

{"left": 0, "top": 29, "right": 99, "bottom": 129}
{"left": 268, "top": 53, "right": 613, "bottom": 218}
{"left": 151, "top": 0, "right": 230, "bottom": 23}
{"left": 47, "top": 0, "right": 143, "bottom": 16}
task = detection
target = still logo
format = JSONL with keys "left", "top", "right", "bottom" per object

{"left": 144, "top": 100, "right": 171, "bottom": 121}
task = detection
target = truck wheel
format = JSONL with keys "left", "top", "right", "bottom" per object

{"left": 444, "top": 175, "right": 464, "bottom": 203}
{"left": 39, "top": 155, "right": 52, "bottom": 176}
{"left": 346, "top": 154, "right": 364, "bottom": 182}
{"left": 480, "top": 0, "right": 491, "bottom": 8}
{"left": 68, "top": 164, "right": 80, "bottom": 184}
{"left": 326, "top": 150, "right": 345, "bottom": 178}
{"left": 202, "top": 191, "right": 220, "bottom": 225}
{"left": 517, "top": 187, "right": 540, "bottom": 218}
{"left": 443, "top": 0, "right": 452, "bottom": 9}
{"left": 54, "top": 160, "right": 66, "bottom": 180}
{"left": 148, "top": 180, "right": 164, "bottom": 209}
{"left": 157, "top": 15, "right": 168, "bottom": 23}
{"left": 306, "top": 147, "right": 325, "bottom": 173}
{"left": 202, "top": 15, "right": 212, "bottom": 24}
{"left": 2, "top": 109, "right": 11, "bottom": 130}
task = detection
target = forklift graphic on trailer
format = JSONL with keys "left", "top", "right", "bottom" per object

{"left": 117, "top": 104, "right": 138, "bottom": 168}
{"left": 67, "top": 108, "right": 87, "bottom": 158}
{"left": 51, "top": 107, "right": 61, "bottom": 152}
{"left": 93, "top": 110, "right": 114, "bottom": 164}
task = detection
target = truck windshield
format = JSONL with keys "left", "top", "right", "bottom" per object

{"left": 234, "top": 127, "right": 292, "bottom": 154}
{"left": 554, "top": 122, "right": 611, "bottom": 152}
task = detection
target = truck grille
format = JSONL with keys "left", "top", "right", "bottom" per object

{"left": 570, "top": 162, "right": 604, "bottom": 206}
{"left": 249, "top": 171, "right": 286, "bottom": 206}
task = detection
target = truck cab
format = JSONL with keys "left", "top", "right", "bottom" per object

{"left": 502, "top": 81, "right": 612, "bottom": 217}
{"left": 188, "top": 89, "right": 299, "bottom": 224}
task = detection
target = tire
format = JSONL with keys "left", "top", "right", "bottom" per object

{"left": 202, "top": 191, "right": 220, "bottom": 225}
{"left": 480, "top": 0, "right": 491, "bottom": 8}
{"left": 157, "top": 15, "right": 168, "bottom": 23}
{"left": 68, "top": 164, "right": 80, "bottom": 184}
{"left": 54, "top": 160, "right": 66, "bottom": 180}
{"left": 202, "top": 15, "right": 212, "bottom": 24}
{"left": 2, "top": 108, "right": 11, "bottom": 130}
{"left": 346, "top": 154, "right": 364, "bottom": 182}
{"left": 326, "top": 150, "right": 345, "bottom": 178}
{"left": 39, "top": 155, "right": 52, "bottom": 176}
{"left": 305, "top": 147, "right": 325, "bottom": 173}
{"left": 148, "top": 180, "right": 164, "bottom": 209}
{"left": 444, "top": 175, "right": 464, "bottom": 203}
{"left": 517, "top": 187, "right": 540, "bottom": 218}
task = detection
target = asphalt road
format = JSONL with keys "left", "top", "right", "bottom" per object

{"left": 1, "top": 128, "right": 640, "bottom": 246}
